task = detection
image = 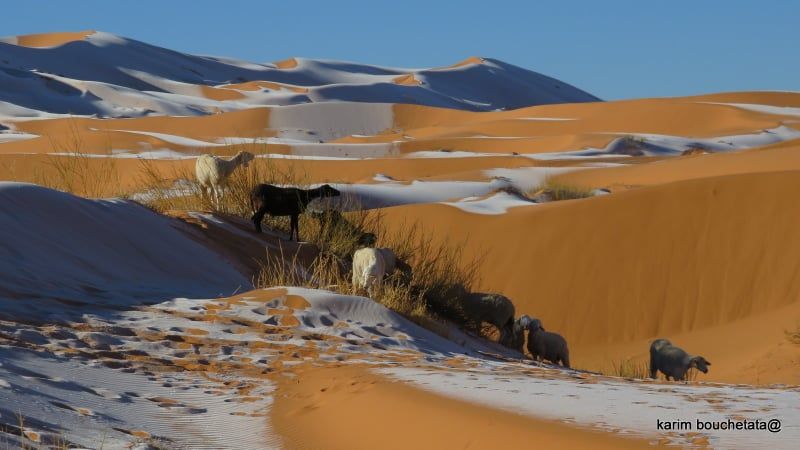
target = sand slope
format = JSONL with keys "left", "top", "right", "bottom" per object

{"left": 273, "top": 364, "right": 654, "bottom": 450}
{"left": 381, "top": 170, "right": 800, "bottom": 383}
{"left": 0, "top": 183, "right": 249, "bottom": 321}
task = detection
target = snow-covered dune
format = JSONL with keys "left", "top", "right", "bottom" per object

{"left": 0, "top": 31, "right": 599, "bottom": 118}
{"left": 0, "top": 182, "right": 249, "bottom": 322}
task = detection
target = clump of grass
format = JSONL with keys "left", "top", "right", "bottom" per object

{"left": 252, "top": 216, "right": 483, "bottom": 335}
{"left": 34, "top": 120, "right": 123, "bottom": 198}
{"left": 253, "top": 246, "right": 347, "bottom": 291}
{"left": 366, "top": 220, "right": 482, "bottom": 331}
{"left": 529, "top": 177, "right": 594, "bottom": 202}
{"left": 300, "top": 195, "right": 382, "bottom": 261}
{"left": 609, "top": 358, "right": 650, "bottom": 379}
{"left": 621, "top": 135, "right": 646, "bottom": 145}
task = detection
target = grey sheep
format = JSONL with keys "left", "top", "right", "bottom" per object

{"left": 462, "top": 293, "right": 515, "bottom": 335}
{"left": 499, "top": 315, "right": 530, "bottom": 353}
{"left": 527, "top": 318, "right": 570, "bottom": 368}
{"left": 649, "top": 339, "right": 711, "bottom": 381}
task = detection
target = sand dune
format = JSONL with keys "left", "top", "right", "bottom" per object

{"left": 380, "top": 170, "right": 800, "bottom": 384}
{"left": 0, "top": 31, "right": 599, "bottom": 118}
{"left": 557, "top": 140, "right": 800, "bottom": 189}
{"left": 0, "top": 183, "right": 249, "bottom": 321}
{"left": 273, "top": 364, "right": 654, "bottom": 450}
{"left": 0, "top": 30, "right": 95, "bottom": 47}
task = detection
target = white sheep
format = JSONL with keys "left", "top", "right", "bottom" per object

{"left": 352, "top": 247, "right": 387, "bottom": 296}
{"left": 195, "top": 151, "right": 255, "bottom": 207}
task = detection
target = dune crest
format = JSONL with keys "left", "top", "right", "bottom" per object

{"left": 448, "top": 55, "right": 485, "bottom": 68}
{"left": 274, "top": 57, "right": 299, "bottom": 69}
{"left": 392, "top": 73, "right": 422, "bottom": 85}
{"left": 8, "top": 30, "right": 96, "bottom": 47}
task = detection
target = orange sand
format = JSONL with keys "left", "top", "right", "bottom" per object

{"left": 13, "top": 30, "right": 95, "bottom": 47}
{"left": 274, "top": 58, "right": 299, "bottom": 69}
{"left": 272, "top": 364, "right": 656, "bottom": 449}
{"left": 392, "top": 74, "right": 422, "bottom": 86}
{"left": 380, "top": 170, "right": 800, "bottom": 384}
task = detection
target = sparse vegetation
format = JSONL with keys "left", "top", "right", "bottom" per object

{"left": 621, "top": 135, "right": 646, "bottom": 145}
{"left": 19, "top": 128, "right": 485, "bottom": 336}
{"left": 34, "top": 120, "right": 123, "bottom": 198}
{"left": 609, "top": 358, "right": 650, "bottom": 379}
{"left": 136, "top": 144, "right": 304, "bottom": 218}
{"left": 253, "top": 215, "right": 483, "bottom": 335}
{"left": 528, "top": 177, "right": 595, "bottom": 202}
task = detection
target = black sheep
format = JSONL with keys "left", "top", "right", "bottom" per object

{"left": 250, "top": 184, "right": 340, "bottom": 241}
{"left": 526, "top": 318, "right": 570, "bottom": 368}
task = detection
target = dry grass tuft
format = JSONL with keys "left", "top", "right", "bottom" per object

{"left": 135, "top": 145, "right": 303, "bottom": 218}
{"left": 529, "top": 177, "right": 595, "bottom": 202}
{"left": 253, "top": 215, "right": 483, "bottom": 335}
{"left": 253, "top": 246, "right": 347, "bottom": 291}
{"left": 34, "top": 120, "right": 123, "bottom": 198}
{"left": 608, "top": 358, "right": 650, "bottom": 379}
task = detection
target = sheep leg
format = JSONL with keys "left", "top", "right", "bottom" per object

{"left": 365, "top": 275, "right": 375, "bottom": 298}
{"left": 251, "top": 207, "right": 267, "bottom": 233}
{"left": 212, "top": 186, "right": 220, "bottom": 209}
{"left": 352, "top": 270, "right": 360, "bottom": 295}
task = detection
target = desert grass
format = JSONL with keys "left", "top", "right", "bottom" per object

{"left": 608, "top": 357, "right": 650, "bottom": 379}
{"left": 33, "top": 120, "right": 123, "bottom": 198}
{"left": 253, "top": 246, "right": 347, "bottom": 292}
{"left": 378, "top": 220, "right": 483, "bottom": 327}
{"left": 529, "top": 177, "right": 594, "bottom": 202}
{"left": 610, "top": 358, "right": 702, "bottom": 382}
{"left": 135, "top": 144, "right": 304, "bottom": 216}
{"left": 254, "top": 216, "right": 483, "bottom": 335}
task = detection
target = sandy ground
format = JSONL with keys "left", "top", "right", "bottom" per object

{"left": 272, "top": 363, "right": 656, "bottom": 450}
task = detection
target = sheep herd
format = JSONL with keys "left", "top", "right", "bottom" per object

{"left": 478, "top": 298, "right": 711, "bottom": 382}
{"left": 195, "top": 152, "right": 712, "bottom": 383}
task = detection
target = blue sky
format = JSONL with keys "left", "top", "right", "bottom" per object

{"left": 5, "top": 0, "right": 798, "bottom": 100}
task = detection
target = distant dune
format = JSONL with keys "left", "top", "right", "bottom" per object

{"left": 0, "top": 31, "right": 599, "bottom": 118}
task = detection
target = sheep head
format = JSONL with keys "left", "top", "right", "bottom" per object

{"left": 689, "top": 356, "right": 711, "bottom": 374}
{"left": 237, "top": 151, "right": 255, "bottom": 167}
{"left": 319, "top": 184, "right": 341, "bottom": 198}
{"left": 527, "top": 318, "right": 544, "bottom": 333}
